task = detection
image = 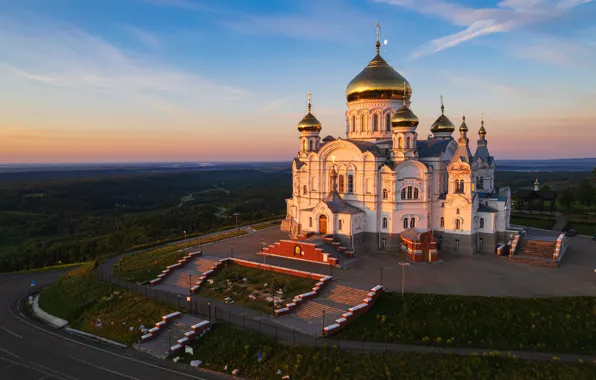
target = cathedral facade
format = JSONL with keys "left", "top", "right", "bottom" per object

{"left": 285, "top": 31, "right": 511, "bottom": 257}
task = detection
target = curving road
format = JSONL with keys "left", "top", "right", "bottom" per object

{"left": 0, "top": 271, "right": 226, "bottom": 380}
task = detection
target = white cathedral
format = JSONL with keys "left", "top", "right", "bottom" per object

{"left": 285, "top": 28, "right": 512, "bottom": 256}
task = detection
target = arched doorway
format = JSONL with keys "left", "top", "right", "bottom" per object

{"left": 319, "top": 215, "right": 328, "bottom": 235}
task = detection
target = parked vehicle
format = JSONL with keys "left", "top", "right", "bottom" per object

{"left": 565, "top": 229, "right": 577, "bottom": 237}
{"left": 592, "top": 235, "right": 596, "bottom": 241}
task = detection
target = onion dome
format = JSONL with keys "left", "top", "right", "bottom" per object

{"left": 459, "top": 114, "right": 468, "bottom": 133}
{"left": 297, "top": 93, "right": 322, "bottom": 132}
{"left": 345, "top": 24, "right": 411, "bottom": 102}
{"left": 430, "top": 96, "right": 455, "bottom": 134}
{"left": 478, "top": 113, "right": 487, "bottom": 137}
{"left": 391, "top": 82, "right": 419, "bottom": 129}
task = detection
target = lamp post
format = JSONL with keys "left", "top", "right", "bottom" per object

{"left": 322, "top": 309, "right": 326, "bottom": 331}
{"left": 183, "top": 230, "right": 187, "bottom": 254}
{"left": 177, "top": 294, "right": 181, "bottom": 308}
{"left": 380, "top": 267, "right": 383, "bottom": 286}
{"left": 399, "top": 262, "right": 410, "bottom": 296}
{"left": 233, "top": 213, "right": 240, "bottom": 238}
{"left": 231, "top": 243, "right": 234, "bottom": 259}
{"left": 189, "top": 273, "right": 192, "bottom": 295}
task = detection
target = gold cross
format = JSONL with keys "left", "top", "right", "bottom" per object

{"left": 331, "top": 155, "right": 335, "bottom": 163}
{"left": 376, "top": 22, "right": 381, "bottom": 42}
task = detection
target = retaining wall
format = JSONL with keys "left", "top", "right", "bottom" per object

{"left": 322, "top": 285, "right": 384, "bottom": 337}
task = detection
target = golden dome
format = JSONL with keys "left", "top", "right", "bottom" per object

{"left": 297, "top": 112, "right": 321, "bottom": 132}
{"left": 297, "top": 92, "right": 321, "bottom": 132}
{"left": 346, "top": 41, "right": 411, "bottom": 102}
{"left": 459, "top": 115, "right": 468, "bottom": 133}
{"left": 391, "top": 104, "right": 419, "bottom": 129}
{"left": 479, "top": 113, "right": 486, "bottom": 136}
{"left": 430, "top": 96, "right": 455, "bottom": 133}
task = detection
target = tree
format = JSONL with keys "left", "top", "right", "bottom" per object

{"left": 593, "top": 167, "right": 596, "bottom": 182}
{"left": 558, "top": 188, "right": 575, "bottom": 210}
{"left": 577, "top": 179, "right": 594, "bottom": 214}
{"left": 540, "top": 184, "right": 551, "bottom": 191}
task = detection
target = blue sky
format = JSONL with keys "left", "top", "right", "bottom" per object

{"left": 0, "top": 0, "right": 595, "bottom": 162}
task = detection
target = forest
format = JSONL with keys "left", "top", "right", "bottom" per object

{"left": 0, "top": 169, "right": 289, "bottom": 272}
{"left": 0, "top": 166, "right": 593, "bottom": 272}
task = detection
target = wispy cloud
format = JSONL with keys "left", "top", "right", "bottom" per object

{"left": 138, "top": 0, "right": 209, "bottom": 11}
{"left": 261, "top": 93, "right": 303, "bottom": 112}
{"left": 512, "top": 35, "right": 596, "bottom": 67}
{"left": 122, "top": 25, "right": 161, "bottom": 48}
{"left": 0, "top": 15, "right": 248, "bottom": 116}
{"left": 375, "top": 0, "right": 594, "bottom": 58}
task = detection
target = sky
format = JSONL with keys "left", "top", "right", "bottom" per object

{"left": 0, "top": 0, "right": 595, "bottom": 163}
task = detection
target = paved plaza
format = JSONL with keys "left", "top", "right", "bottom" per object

{"left": 174, "top": 226, "right": 596, "bottom": 298}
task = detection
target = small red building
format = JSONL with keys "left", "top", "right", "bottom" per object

{"left": 400, "top": 229, "right": 438, "bottom": 262}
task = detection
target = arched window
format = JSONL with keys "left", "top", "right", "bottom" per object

{"left": 347, "top": 174, "right": 354, "bottom": 193}
{"left": 476, "top": 176, "right": 481, "bottom": 189}
{"left": 382, "top": 217, "right": 388, "bottom": 229}
{"left": 373, "top": 114, "right": 378, "bottom": 131}
{"left": 459, "top": 180, "right": 465, "bottom": 192}
{"left": 338, "top": 175, "right": 345, "bottom": 193}
{"left": 398, "top": 137, "right": 403, "bottom": 148}
{"left": 303, "top": 140, "right": 307, "bottom": 151}
{"left": 303, "top": 185, "right": 307, "bottom": 195}
{"left": 455, "top": 219, "right": 461, "bottom": 230}
{"left": 454, "top": 180, "right": 460, "bottom": 192}
{"left": 382, "top": 188, "right": 388, "bottom": 200}
{"left": 410, "top": 218, "right": 416, "bottom": 229}
{"left": 338, "top": 219, "right": 343, "bottom": 231}
{"left": 406, "top": 136, "right": 411, "bottom": 148}
{"left": 309, "top": 217, "right": 313, "bottom": 227}
{"left": 456, "top": 208, "right": 460, "bottom": 215}
{"left": 407, "top": 186, "right": 413, "bottom": 199}
{"left": 479, "top": 177, "right": 484, "bottom": 189}
{"left": 352, "top": 116, "right": 356, "bottom": 132}
{"left": 309, "top": 140, "right": 313, "bottom": 151}
{"left": 414, "top": 188, "right": 419, "bottom": 199}
{"left": 440, "top": 217, "right": 445, "bottom": 227}
{"left": 361, "top": 115, "right": 366, "bottom": 132}
{"left": 480, "top": 218, "right": 485, "bottom": 228}
{"left": 386, "top": 113, "right": 391, "bottom": 131}
{"left": 403, "top": 218, "right": 408, "bottom": 229}
{"left": 401, "top": 188, "right": 406, "bottom": 199}
{"left": 428, "top": 186, "right": 431, "bottom": 199}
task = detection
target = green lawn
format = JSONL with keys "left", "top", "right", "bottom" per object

{"left": 39, "top": 263, "right": 173, "bottom": 346}
{"left": 568, "top": 222, "right": 596, "bottom": 236}
{"left": 197, "top": 263, "right": 316, "bottom": 314}
{"left": 251, "top": 219, "right": 281, "bottom": 231}
{"left": 117, "top": 229, "right": 247, "bottom": 284}
{"left": 174, "top": 324, "right": 596, "bottom": 380}
{"left": 335, "top": 292, "right": 596, "bottom": 354}
{"left": 510, "top": 216, "right": 554, "bottom": 230}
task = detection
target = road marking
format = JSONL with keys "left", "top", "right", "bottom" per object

{"left": 2, "top": 327, "right": 23, "bottom": 338}
{"left": 0, "top": 356, "right": 68, "bottom": 380}
{"left": 8, "top": 297, "right": 209, "bottom": 380}
{"left": 70, "top": 357, "right": 140, "bottom": 380}
{"left": 0, "top": 347, "right": 78, "bottom": 380}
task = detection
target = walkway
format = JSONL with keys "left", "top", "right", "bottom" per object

{"left": 551, "top": 213, "right": 568, "bottom": 232}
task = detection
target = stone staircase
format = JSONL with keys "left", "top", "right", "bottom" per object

{"left": 516, "top": 239, "right": 556, "bottom": 259}
{"left": 508, "top": 235, "right": 562, "bottom": 268}
{"left": 135, "top": 314, "right": 206, "bottom": 359}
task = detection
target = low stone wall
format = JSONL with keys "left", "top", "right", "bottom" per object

{"left": 189, "top": 258, "right": 331, "bottom": 316}
{"left": 261, "top": 240, "right": 339, "bottom": 266}
{"left": 140, "top": 311, "right": 182, "bottom": 342}
{"left": 148, "top": 251, "right": 202, "bottom": 286}
{"left": 170, "top": 320, "right": 211, "bottom": 354}
{"left": 32, "top": 294, "right": 69, "bottom": 329}
{"left": 273, "top": 275, "right": 333, "bottom": 317}
{"left": 322, "top": 285, "right": 383, "bottom": 337}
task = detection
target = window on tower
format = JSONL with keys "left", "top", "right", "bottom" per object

{"left": 414, "top": 188, "right": 419, "bottom": 199}
{"left": 406, "top": 136, "right": 411, "bottom": 148}
{"left": 382, "top": 188, "right": 388, "bottom": 200}
{"left": 386, "top": 113, "right": 391, "bottom": 131}
{"left": 347, "top": 175, "right": 354, "bottom": 193}
{"left": 410, "top": 218, "right": 416, "bottom": 228}
{"left": 303, "top": 140, "right": 307, "bottom": 151}
{"left": 480, "top": 218, "right": 485, "bottom": 228}
{"left": 403, "top": 218, "right": 408, "bottom": 229}
{"left": 338, "top": 175, "right": 345, "bottom": 193}
{"left": 398, "top": 137, "right": 403, "bottom": 149}
{"left": 352, "top": 116, "right": 356, "bottom": 132}
{"left": 455, "top": 219, "right": 462, "bottom": 230}
{"left": 338, "top": 219, "right": 343, "bottom": 231}
{"left": 456, "top": 208, "right": 460, "bottom": 215}
{"left": 440, "top": 217, "right": 445, "bottom": 227}
{"left": 401, "top": 188, "right": 406, "bottom": 199}
{"left": 309, "top": 140, "right": 313, "bottom": 151}
{"left": 303, "top": 185, "right": 307, "bottom": 195}
{"left": 373, "top": 114, "right": 378, "bottom": 131}
{"left": 361, "top": 115, "right": 366, "bottom": 132}
{"left": 382, "top": 217, "right": 388, "bottom": 229}
{"left": 479, "top": 177, "right": 484, "bottom": 189}
{"left": 407, "top": 186, "right": 413, "bottom": 199}
{"left": 309, "top": 217, "right": 312, "bottom": 227}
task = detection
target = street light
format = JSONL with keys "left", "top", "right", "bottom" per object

{"left": 183, "top": 230, "right": 187, "bottom": 254}
{"left": 322, "top": 309, "right": 326, "bottom": 330}
{"left": 399, "top": 262, "right": 410, "bottom": 296}
{"left": 188, "top": 274, "right": 192, "bottom": 295}
{"left": 233, "top": 213, "right": 240, "bottom": 238}
{"left": 380, "top": 267, "right": 383, "bottom": 286}
{"left": 231, "top": 243, "right": 234, "bottom": 259}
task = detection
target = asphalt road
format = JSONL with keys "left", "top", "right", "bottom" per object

{"left": 0, "top": 271, "right": 227, "bottom": 380}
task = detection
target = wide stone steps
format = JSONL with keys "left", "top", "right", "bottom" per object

{"left": 295, "top": 301, "right": 345, "bottom": 325}
{"left": 517, "top": 240, "right": 555, "bottom": 259}
{"left": 327, "top": 285, "right": 370, "bottom": 306}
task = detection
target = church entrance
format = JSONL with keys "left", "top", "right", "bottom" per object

{"left": 319, "top": 215, "right": 328, "bottom": 235}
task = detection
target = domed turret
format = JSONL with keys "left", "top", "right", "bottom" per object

{"left": 345, "top": 24, "right": 411, "bottom": 103}
{"left": 430, "top": 96, "right": 455, "bottom": 138}
{"left": 297, "top": 93, "right": 321, "bottom": 132}
{"left": 392, "top": 83, "right": 419, "bottom": 129}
